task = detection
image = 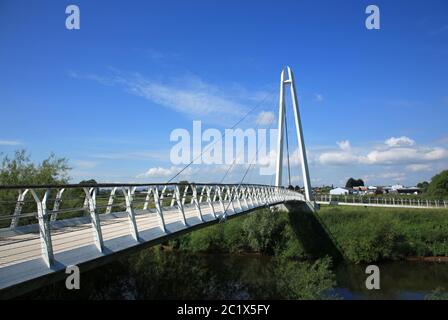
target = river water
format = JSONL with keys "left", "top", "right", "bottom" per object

{"left": 23, "top": 249, "right": 448, "bottom": 300}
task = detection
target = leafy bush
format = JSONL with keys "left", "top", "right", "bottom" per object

{"left": 273, "top": 256, "right": 337, "bottom": 299}
{"left": 242, "top": 209, "right": 286, "bottom": 254}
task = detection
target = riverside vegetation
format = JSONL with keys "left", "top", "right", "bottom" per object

{"left": 22, "top": 205, "right": 448, "bottom": 299}
{"left": 3, "top": 151, "right": 448, "bottom": 299}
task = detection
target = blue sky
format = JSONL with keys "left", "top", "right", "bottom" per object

{"left": 0, "top": 0, "right": 447, "bottom": 187}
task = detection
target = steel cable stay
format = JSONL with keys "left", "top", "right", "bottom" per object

{"left": 167, "top": 89, "right": 276, "bottom": 183}
{"left": 284, "top": 104, "right": 292, "bottom": 188}
{"left": 219, "top": 90, "right": 279, "bottom": 185}
{"left": 220, "top": 105, "right": 278, "bottom": 217}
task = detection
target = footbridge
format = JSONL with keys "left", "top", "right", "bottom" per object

{"left": 0, "top": 67, "right": 317, "bottom": 296}
{"left": 0, "top": 183, "right": 306, "bottom": 296}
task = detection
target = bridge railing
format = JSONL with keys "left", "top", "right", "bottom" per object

{"left": 0, "top": 183, "right": 304, "bottom": 268}
{"left": 316, "top": 194, "right": 448, "bottom": 208}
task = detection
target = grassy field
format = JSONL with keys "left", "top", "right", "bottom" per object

{"left": 317, "top": 205, "right": 448, "bottom": 263}
{"left": 170, "top": 204, "right": 448, "bottom": 264}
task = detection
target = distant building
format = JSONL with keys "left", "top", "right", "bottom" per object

{"left": 396, "top": 187, "right": 421, "bottom": 195}
{"left": 330, "top": 187, "right": 350, "bottom": 195}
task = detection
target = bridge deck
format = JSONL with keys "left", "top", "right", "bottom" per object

{"left": 0, "top": 199, "right": 269, "bottom": 292}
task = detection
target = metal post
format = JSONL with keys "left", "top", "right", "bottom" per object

{"left": 83, "top": 187, "right": 104, "bottom": 252}
{"left": 206, "top": 186, "right": 217, "bottom": 219}
{"left": 174, "top": 185, "right": 188, "bottom": 225}
{"left": 242, "top": 187, "right": 249, "bottom": 209}
{"left": 143, "top": 187, "right": 153, "bottom": 210}
{"left": 10, "top": 189, "right": 29, "bottom": 228}
{"left": 235, "top": 186, "right": 243, "bottom": 212}
{"left": 226, "top": 186, "right": 236, "bottom": 214}
{"left": 153, "top": 187, "right": 166, "bottom": 233}
{"left": 192, "top": 185, "right": 204, "bottom": 222}
{"left": 121, "top": 187, "right": 139, "bottom": 241}
{"left": 274, "top": 67, "right": 313, "bottom": 203}
{"left": 182, "top": 185, "right": 189, "bottom": 206}
{"left": 217, "top": 186, "right": 227, "bottom": 217}
{"left": 50, "top": 188, "right": 65, "bottom": 221}
{"left": 30, "top": 189, "right": 54, "bottom": 267}
{"left": 275, "top": 69, "right": 286, "bottom": 187}
{"left": 106, "top": 187, "right": 117, "bottom": 214}
{"left": 287, "top": 67, "right": 313, "bottom": 201}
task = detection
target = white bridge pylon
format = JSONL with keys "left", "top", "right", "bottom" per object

{"left": 275, "top": 66, "right": 313, "bottom": 202}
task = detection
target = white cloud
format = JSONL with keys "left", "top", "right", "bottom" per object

{"left": 256, "top": 111, "right": 276, "bottom": 126}
{"left": 92, "top": 151, "right": 169, "bottom": 161}
{"left": 318, "top": 140, "right": 357, "bottom": 165}
{"left": 70, "top": 70, "right": 273, "bottom": 126}
{"left": 71, "top": 160, "right": 99, "bottom": 169}
{"left": 0, "top": 140, "right": 22, "bottom": 146}
{"left": 319, "top": 151, "right": 358, "bottom": 166}
{"left": 406, "top": 164, "right": 432, "bottom": 172}
{"left": 385, "top": 136, "right": 415, "bottom": 147}
{"left": 314, "top": 94, "right": 324, "bottom": 102}
{"left": 337, "top": 140, "right": 351, "bottom": 151}
{"left": 317, "top": 137, "right": 448, "bottom": 167}
{"left": 361, "top": 147, "right": 448, "bottom": 165}
{"left": 136, "top": 166, "right": 198, "bottom": 179}
{"left": 363, "top": 172, "right": 406, "bottom": 183}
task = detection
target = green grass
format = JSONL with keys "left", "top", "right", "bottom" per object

{"left": 318, "top": 205, "right": 448, "bottom": 263}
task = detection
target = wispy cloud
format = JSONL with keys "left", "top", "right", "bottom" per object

{"left": 0, "top": 139, "right": 22, "bottom": 146}
{"left": 69, "top": 69, "right": 273, "bottom": 126}
{"left": 385, "top": 136, "right": 415, "bottom": 147}
{"left": 91, "top": 150, "right": 169, "bottom": 161}
{"left": 406, "top": 164, "right": 431, "bottom": 172}
{"left": 256, "top": 111, "right": 276, "bottom": 126}
{"left": 318, "top": 137, "right": 448, "bottom": 166}
{"left": 136, "top": 166, "right": 194, "bottom": 179}
{"left": 429, "top": 24, "right": 448, "bottom": 36}
{"left": 71, "top": 159, "right": 99, "bottom": 169}
{"left": 313, "top": 93, "right": 324, "bottom": 102}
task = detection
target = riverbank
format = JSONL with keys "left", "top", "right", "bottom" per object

{"left": 170, "top": 205, "right": 448, "bottom": 264}
{"left": 317, "top": 205, "right": 448, "bottom": 263}
{"left": 17, "top": 205, "right": 448, "bottom": 300}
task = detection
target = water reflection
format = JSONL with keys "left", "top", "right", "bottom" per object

{"left": 23, "top": 247, "right": 334, "bottom": 300}
{"left": 21, "top": 248, "right": 448, "bottom": 300}
{"left": 334, "top": 261, "right": 448, "bottom": 300}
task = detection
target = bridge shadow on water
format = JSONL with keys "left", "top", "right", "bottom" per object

{"left": 285, "top": 203, "right": 346, "bottom": 263}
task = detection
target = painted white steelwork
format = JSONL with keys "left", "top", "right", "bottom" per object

{"left": 0, "top": 183, "right": 304, "bottom": 292}
{"left": 275, "top": 67, "right": 313, "bottom": 202}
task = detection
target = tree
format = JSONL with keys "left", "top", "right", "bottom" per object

{"left": 178, "top": 180, "right": 190, "bottom": 195}
{"left": 0, "top": 150, "right": 70, "bottom": 227}
{"left": 417, "top": 181, "right": 430, "bottom": 193}
{"left": 426, "top": 170, "right": 448, "bottom": 199}
{"left": 345, "top": 178, "right": 364, "bottom": 189}
{"left": 0, "top": 149, "right": 70, "bottom": 186}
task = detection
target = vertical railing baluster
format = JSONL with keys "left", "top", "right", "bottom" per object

{"left": 226, "top": 186, "right": 236, "bottom": 214}
{"left": 174, "top": 185, "right": 187, "bottom": 225}
{"left": 143, "top": 187, "right": 153, "bottom": 210}
{"left": 10, "top": 189, "right": 29, "bottom": 228}
{"left": 192, "top": 184, "right": 204, "bottom": 222}
{"left": 83, "top": 187, "right": 104, "bottom": 252}
{"left": 106, "top": 187, "right": 117, "bottom": 214}
{"left": 122, "top": 187, "right": 139, "bottom": 241}
{"left": 217, "top": 186, "right": 226, "bottom": 216}
{"left": 207, "top": 186, "right": 217, "bottom": 219}
{"left": 51, "top": 188, "right": 65, "bottom": 221}
{"left": 30, "top": 189, "right": 54, "bottom": 267}
{"left": 153, "top": 186, "right": 167, "bottom": 233}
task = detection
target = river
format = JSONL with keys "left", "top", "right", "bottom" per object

{"left": 21, "top": 248, "right": 448, "bottom": 300}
